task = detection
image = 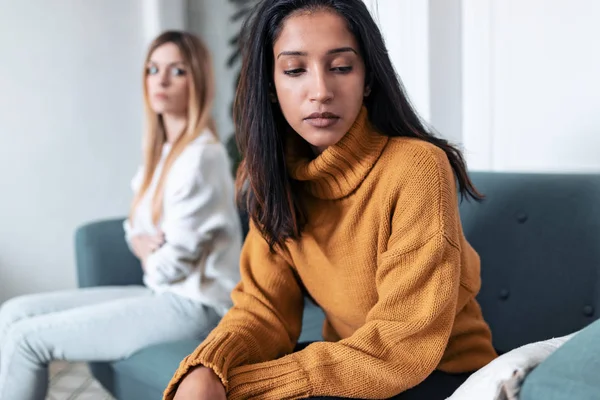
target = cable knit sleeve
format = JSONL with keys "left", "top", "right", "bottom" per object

{"left": 187, "top": 149, "right": 466, "bottom": 400}
{"left": 163, "top": 222, "right": 305, "bottom": 399}
{"left": 144, "top": 142, "right": 240, "bottom": 285}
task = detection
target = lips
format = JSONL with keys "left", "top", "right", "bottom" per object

{"left": 304, "top": 112, "right": 340, "bottom": 128}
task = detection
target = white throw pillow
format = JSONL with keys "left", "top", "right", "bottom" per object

{"left": 446, "top": 332, "right": 577, "bottom": 400}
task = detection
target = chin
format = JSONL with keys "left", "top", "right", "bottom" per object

{"left": 149, "top": 104, "right": 166, "bottom": 114}
{"left": 302, "top": 131, "right": 346, "bottom": 150}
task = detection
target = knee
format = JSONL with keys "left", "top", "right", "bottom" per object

{"left": 0, "top": 298, "right": 26, "bottom": 339}
{"left": 0, "top": 295, "right": 46, "bottom": 346}
{"left": 2, "top": 318, "right": 49, "bottom": 362}
{"left": 3, "top": 318, "right": 26, "bottom": 343}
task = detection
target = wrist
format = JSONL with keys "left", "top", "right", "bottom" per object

{"left": 193, "top": 366, "right": 221, "bottom": 383}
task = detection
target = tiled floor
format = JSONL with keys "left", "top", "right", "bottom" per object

{"left": 47, "top": 362, "right": 114, "bottom": 400}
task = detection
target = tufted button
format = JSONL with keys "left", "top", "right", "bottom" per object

{"left": 516, "top": 212, "right": 528, "bottom": 224}
{"left": 583, "top": 305, "right": 594, "bottom": 317}
{"left": 499, "top": 289, "right": 510, "bottom": 300}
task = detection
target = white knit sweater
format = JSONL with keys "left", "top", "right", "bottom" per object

{"left": 124, "top": 131, "right": 242, "bottom": 316}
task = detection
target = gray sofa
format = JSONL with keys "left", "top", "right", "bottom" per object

{"left": 75, "top": 172, "right": 600, "bottom": 399}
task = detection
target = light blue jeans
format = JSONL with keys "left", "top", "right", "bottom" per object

{"left": 0, "top": 286, "right": 220, "bottom": 400}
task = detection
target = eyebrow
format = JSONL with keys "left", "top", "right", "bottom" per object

{"left": 276, "top": 47, "right": 357, "bottom": 59}
{"left": 147, "top": 60, "right": 186, "bottom": 66}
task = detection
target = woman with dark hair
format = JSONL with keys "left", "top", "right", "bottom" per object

{"left": 167, "top": 1, "right": 497, "bottom": 399}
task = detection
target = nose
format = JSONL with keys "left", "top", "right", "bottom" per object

{"left": 308, "top": 70, "right": 333, "bottom": 103}
{"left": 159, "top": 69, "right": 170, "bottom": 87}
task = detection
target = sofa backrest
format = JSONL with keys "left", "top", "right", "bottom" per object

{"left": 461, "top": 172, "right": 600, "bottom": 354}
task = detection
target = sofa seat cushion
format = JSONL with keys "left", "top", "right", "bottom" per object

{"left": 113, "top": 339, "right": 201, "bottom": 391}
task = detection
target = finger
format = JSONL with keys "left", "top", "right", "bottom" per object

{"left": 149, "top": 231, "right": 163, "bottom": 240}
{"left": 151, "top": 237, "right": 165, "bottom": 247}
{"left": 147, "top": 233, "right": 162, "bottom": 243}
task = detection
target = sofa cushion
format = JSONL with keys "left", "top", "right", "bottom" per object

{"left": 113, "top": 339, "right": 200, "bottom": 393}
{"left": 520, "top": 319, "right": 600, "bottom": 400}
{"left": 461, "top": 172, "right": 600, "bottom": 354}
{"left": 298, "top": 300, "right": 325, "bottom": 342}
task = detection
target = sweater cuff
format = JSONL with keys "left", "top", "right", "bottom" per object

{"left": 227, "top": 353, "right": 311, "bottom": 400}
{"left": 163, "top": 331, "right": 248, "bottom": 399}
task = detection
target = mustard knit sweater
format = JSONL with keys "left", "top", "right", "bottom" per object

{"left": 164, "top": 108, "right": 497, "bottom": 399}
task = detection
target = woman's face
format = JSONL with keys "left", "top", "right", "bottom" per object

{"left": 145, "top": 42, "right": 189, "bottom": 116}
{"left": 272, "top": 10, "right": 367, "bottom": 154}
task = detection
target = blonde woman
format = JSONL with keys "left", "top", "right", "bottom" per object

{"left": 0, "top": 31, "right": 241, "bottom": 400}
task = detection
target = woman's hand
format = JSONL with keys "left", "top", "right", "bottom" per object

{"left": 131, "top": 232, "right": 165, "bottom": 267}
{"left": 174, "top": 366, "right": 227, "bottom": 400}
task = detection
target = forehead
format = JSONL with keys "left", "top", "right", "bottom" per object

{"left": 273, "top": 10, "right": 358, "bottom": 55}
{"left": 149, "top": 42, "right": 183, "bottom": 63}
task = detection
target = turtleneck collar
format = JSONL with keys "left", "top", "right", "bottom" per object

{"left": 286, "top": 106, "right": 389, "bottom": 200}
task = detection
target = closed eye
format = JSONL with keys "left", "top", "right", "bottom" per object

{"left": 331, "top": 66, "right": 353, "bottom": 73}
{"left": 283, "top": 68, "right": 305, "bottom": 76}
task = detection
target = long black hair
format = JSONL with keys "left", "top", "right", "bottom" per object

{"left": 235, "top": 0, "right": 482, "bottom": 250}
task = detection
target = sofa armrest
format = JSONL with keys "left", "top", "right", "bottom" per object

{"left": 75, "top": 218, "right": 143, "bottom": 288}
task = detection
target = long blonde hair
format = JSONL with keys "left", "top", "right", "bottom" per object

{"left": 130, "top": 30, "right": 217, "bottom": 225}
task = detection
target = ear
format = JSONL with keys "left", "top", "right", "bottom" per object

{"left": 364, "top": 73, "right": 373, "bottom": 97}
{"left": 269, "top": 82, "right": 278, "bottom": 103}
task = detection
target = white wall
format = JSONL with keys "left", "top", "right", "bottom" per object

{"left": 187, "top": 0, "right": 240, "bottom": 142}
{"left": 363, "top": 0, "right": 431, "bottom": 123}
{"left": 429, "top": 0, "right": 462, "bottom": 145}
{"left": 462, "top": 0, "right": 600, "bottom": 172}
{"left": 366, "top": 0, "right": 600, "bottom": 172}
{"left": 363, "top": 0, "right": 463, "bottom": 144}
{"left": 0, "top": 1, "right": 147, "bottom": 302}
{"left": 143, "top": 0, "right": 187, "bottom": 46}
